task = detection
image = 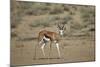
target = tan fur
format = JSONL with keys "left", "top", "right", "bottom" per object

{"left": 38, "top": 30, "right": 60, "bottom": 42}
{"left": 34, "top": 30, "right": 61, "bottom": 59}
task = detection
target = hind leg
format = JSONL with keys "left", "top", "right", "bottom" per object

{"left": 34, "top": 38, "right": 44, "bottom": 59}
{"left": 41, "top": 42, "right": 46, "bottom": 57}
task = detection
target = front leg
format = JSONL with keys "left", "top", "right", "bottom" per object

{"left": 55, "top": 42, "right": 61, "bottom": 58}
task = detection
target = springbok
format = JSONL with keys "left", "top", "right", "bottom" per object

{"left": 34, "top": 23, "right": 66, "bottom": 59}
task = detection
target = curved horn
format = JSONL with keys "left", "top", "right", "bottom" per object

{"left": 57, "top": 23, "right": 61, "bottom": 29}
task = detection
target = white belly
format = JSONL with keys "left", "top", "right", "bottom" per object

{"left": 43, "top": 36, "right": 50, "bottom": 42}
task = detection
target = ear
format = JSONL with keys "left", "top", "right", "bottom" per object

{"left": 64, "top": 26, "right": 66, "bottom": 30}
{"left": 62, "top": 24, "right": 65, "bottom": 29}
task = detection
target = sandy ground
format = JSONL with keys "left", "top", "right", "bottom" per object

{"left": 11, "top": 15, "right": 95, "bottom": 66}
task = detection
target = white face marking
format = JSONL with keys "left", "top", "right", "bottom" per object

{"left": 43, "top": 36, "right": 50, "bottom": 41}
{"left": 59, "top": 30, "right": 64, "bottom": 36}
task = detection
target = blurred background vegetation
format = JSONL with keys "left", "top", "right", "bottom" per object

{"left": 11, "top": 0, "right": 95, "bottom": 37}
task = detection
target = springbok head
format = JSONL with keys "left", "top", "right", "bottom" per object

{"left": 57, "top": 22, "right": 66, "bottom": 37}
